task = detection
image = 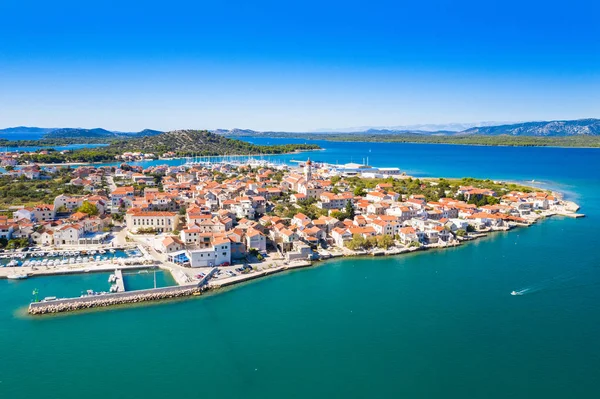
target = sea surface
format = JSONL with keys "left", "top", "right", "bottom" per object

{"left": 1, "top": 139, "right": 599, "bottom": 398}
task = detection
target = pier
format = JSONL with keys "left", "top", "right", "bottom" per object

{"left": 556, "top": 212, "right": 585, "bottom": 218}
{"left": 114, "top": 269, "right": 125, "bottom": 292}
{"left": 28, "top": 284, "right": 203, "bottom": 315}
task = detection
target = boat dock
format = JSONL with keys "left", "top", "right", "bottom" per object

{"left": 114, "top": 269, "right": 125, "bottom": 292}
{"left": 556, "top": 212, "right": 585, "bottom": 218}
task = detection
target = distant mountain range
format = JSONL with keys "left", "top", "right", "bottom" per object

{"left": 460, "top": 119, "right": 600, "bottom": 136}
{"left": 215, "top": 118, "right": 600, "bottom": 137}
{"left": 2, "top": 118, "right": 599, "bottom": 140}
{"left": 311, "top": 122, "right": 508, "bottom": 133}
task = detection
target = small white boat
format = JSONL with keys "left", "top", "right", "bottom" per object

{"left": 108, "top": 274, "right": 117, "bottom": 283}
{"left": 8, "top": 274, "right": 28, "bottom": 280}
{"left": 41, "top": 296, "right": 57, "bottom": 302}
{"left": 511, "top": 291, "right": 522, "bottom": 296}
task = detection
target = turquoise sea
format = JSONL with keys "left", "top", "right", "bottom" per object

{"left": 1, "top": 140, "right": 599, "bottom": 398}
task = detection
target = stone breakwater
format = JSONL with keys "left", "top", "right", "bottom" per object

{"left": 28, "top": 284, "right": 203, "bottom": 315}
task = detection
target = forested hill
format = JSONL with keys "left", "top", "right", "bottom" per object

{"left": 106, "top": 130, "right": 320, "bottom": 155}
{"left": 45, "top": 128, "right": 163, "bottom": 138}
{"left": 461, "top": 119, "right": 600, "bottom": 136}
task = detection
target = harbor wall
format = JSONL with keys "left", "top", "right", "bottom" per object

{"left": 28, "top": 283, "right": 201, "bottom": 315}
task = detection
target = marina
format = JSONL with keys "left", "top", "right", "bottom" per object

{"left": 0, "top": 247, "right": 143, "bottom": 268}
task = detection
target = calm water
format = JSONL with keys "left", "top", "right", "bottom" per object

{"left": 122, "top": 269, "right": 176, "bottom": 291}
{"left": 1, "top": 140, "right": 599, "bottom": 398}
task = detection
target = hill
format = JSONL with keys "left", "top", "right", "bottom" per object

{"left": 45, "top": 127, "right": 163, "bottom": 139}
{"left": 107, "top": 130, "right": 320, "bottom": 156}
{"left": 460, "top": 119, "right": 600, "bottom": 136}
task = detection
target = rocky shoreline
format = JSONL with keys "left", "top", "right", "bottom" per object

{"left": 28, "top": 284, "right": 204, "bottom": 315}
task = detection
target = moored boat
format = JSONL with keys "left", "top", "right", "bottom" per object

{"left": 7, "top": 273, "right": 28, "bottom": 280}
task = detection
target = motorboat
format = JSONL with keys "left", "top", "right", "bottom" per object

{"left": 511, "top": 291, "right": 522, "bottom": 296}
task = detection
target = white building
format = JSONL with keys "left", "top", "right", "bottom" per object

{"left": 187, "top": 236, "right": 231, "bottom": 267}
{"left": 125, "top": 210, "right": 179, "bottom": 233}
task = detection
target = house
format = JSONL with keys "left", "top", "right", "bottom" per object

{"left": 279, "top": 228, "right": 299, "bottom": 251}
{"left": 331, "top": 227, "right": 352, "bottom": 248}
{"left": 54, "top": 224, "right": 85, "bottom": 246}
{"left": 161, "top": 236, "right": 185, "bottom": 253}
{"left": 0, "top": 224, "right": 14, "bottom": 240}
{"left": 317, "top": 192, "right": 350, "bottom": 210}
{"left": 245, "top": 227, "right": 266, "bottom": 253}
{"left": 111, "top": 186, "right": 135, "bottom": 211}
{"left": 13, "top": 204, "right": 55, "bottom": 222}
{"left": 398, "top": 227, "right": 418, "bottom": 244}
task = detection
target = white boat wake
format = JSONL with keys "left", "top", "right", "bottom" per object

{"left": 511, "top": 270, "right": 599, "bottom": 296}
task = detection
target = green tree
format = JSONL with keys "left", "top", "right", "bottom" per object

{"left": 346, "top": 234, "right": 366, "bottom": 250}
{"left": 76, "top": 201, "right": 99, "bottom": 216}
{"left": 377, "top": 235, "right": 394, "bottom": 249}
{"left": 344, "top": 201, "right": 355, "bottom": 219}
{"left": 353, "top": 187, "right": 366, "bottom": 197}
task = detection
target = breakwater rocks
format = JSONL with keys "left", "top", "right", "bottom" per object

{"left": 29, "top": 284, "right": 203, "bottom": 315}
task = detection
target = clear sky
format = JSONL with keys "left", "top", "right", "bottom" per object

{"left": 0, "top": 0, "right": 598, "bottom": 132}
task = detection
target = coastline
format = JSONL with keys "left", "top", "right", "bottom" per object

{"left": 17, "top": 148, "right": 321, "bottom": 167}
{"left": 18, "top": 204, "right": 583, "bottom": 315}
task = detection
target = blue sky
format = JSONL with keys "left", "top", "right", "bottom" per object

{"left": 0, "top": 0, "right": 598, "bottom": 131}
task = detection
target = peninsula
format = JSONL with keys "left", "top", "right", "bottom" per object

{"left": 0, "top": 156, "right": 582, "bottom": 314}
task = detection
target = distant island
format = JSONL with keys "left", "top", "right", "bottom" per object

{"left": 2, "top": 130, "right": 321, "bottom": 164}
{"left": 217, "top": 118, "right": 600, "bottom": 147}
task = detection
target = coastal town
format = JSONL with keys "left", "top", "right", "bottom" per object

{"left": 0, "top": 154, "right": 583, "bottom": 314}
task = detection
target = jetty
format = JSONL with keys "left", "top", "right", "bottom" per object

{"left": 114, "top": 269, "right": 125, "bottom": 292}
{"left": 28, "top": 284, "right": 204, "bottom": 315}
{"left": 556, "top": 212, "right": 585, "bottom": 218}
